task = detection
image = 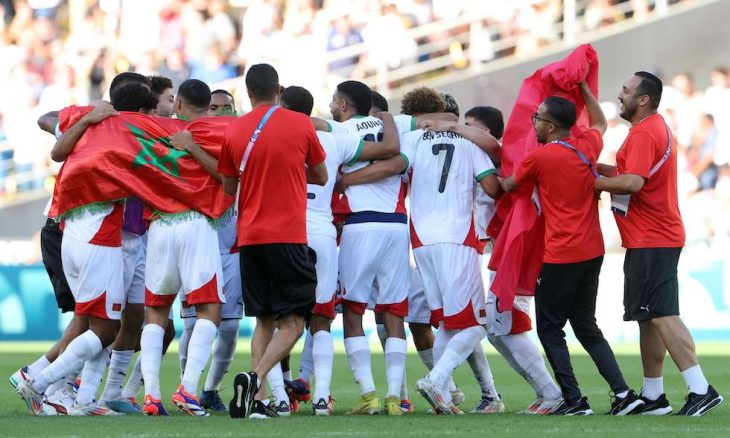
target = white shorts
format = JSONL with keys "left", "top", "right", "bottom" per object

{"left": 414, "top": 243, "right": 486, "bottom": 329}
{"left": 486, "top": 290, "right": 533, "bottom": 336}
{"left": 122, "top": 231, "right": 145, "bottom": 305}
{"left": 61, "top": 237, "right": 125, "bottom": 320}
{"left": 405, "top": 265, "right": 431, "bottom": 324}
{"left": 308, "top": 233, "right": 338, "bottom": 319}
{"left": 339, "top": 223, "right": 409, "bottom": 317}
{"left": 181, "top": 252, "right": 242, "bottom": 319}
{"left": 145, "top": 216, "right": 224, "bottom": 307}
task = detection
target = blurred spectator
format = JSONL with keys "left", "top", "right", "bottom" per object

{"left": 703, "top": 67, "right": 730, "bottom": 166}
{"left": 688, "top": 114, "right": 719, "bottom": 191}
{"left": 598, "top": 101, "right": 629, "bottom": 165}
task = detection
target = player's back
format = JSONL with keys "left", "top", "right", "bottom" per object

{"left": 402, "top": 129, "right": 495, "bottom": 246}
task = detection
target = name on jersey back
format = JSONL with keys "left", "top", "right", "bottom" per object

{"left": 422, "top": 131, "right": 465, "bottom": 141}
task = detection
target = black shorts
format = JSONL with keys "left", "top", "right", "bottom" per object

{"left": 40, "top": 218, "right": 75, "bottom": 313}
{"left": 239, "top": 243, "right": 316, "bottom": 319}
{"left": 623, "top": 247, "right": 681, "bottom": 321}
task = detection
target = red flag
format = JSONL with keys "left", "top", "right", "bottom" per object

{"left": 51, "top": 107, "right": 234, "bottom": 219}
{"left": 488, "top": 44, "right": 599, "bottom": 312}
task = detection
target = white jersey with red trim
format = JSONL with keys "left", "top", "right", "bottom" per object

{"left": 62, "top": 201, "right": 125, "bottom": 247}
{"left": 474, "top": 189, "right": 497, "bottom": 240}
{"left": 327, "top": 114, "right": 416, "bottom": 214}
{"left": 400, "top": 129, "right": 495, "bottom": 247}
{"left": 307, "top": 132, "right": 363, "bottom": 238}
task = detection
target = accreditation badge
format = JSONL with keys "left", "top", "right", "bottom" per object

{"left": 610, "top": 193, "right": 631, "bottom": 217}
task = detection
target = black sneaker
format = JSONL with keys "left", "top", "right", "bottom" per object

{"left": 551, "top": 396, "right": 593, "bottom": 416}
{"left": 249, "top": 400, "right": 279, "bottom": 419}
{"left": 676, "top": 385, "right": 723, "bottom": 416}
{"left": 609, "top": 389, "right": 645, "bottom": 415}
{"left": 229, "top": 372, "right": 259, "bottom": 419}
{"left": 639, "top": 393, "right": 672, "bottom": 416}
{"left": 201, "top": 389, "right": 227, "bottom": 413}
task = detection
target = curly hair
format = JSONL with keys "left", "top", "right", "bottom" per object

{"left": 400, "top": 87, "right": 445, "bottom": 116}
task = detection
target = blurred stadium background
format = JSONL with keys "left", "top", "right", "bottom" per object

{"left": 0, "top": 0, "right": 728, "bottom": 344}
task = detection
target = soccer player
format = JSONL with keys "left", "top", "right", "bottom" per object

{"left": 172, "top": 87, "right": 242, "bottom": 414}
{"left": 150, "top": 75, "right": 175, "bottom": 118}
{"left": 595, "top": 71, "right": 724, "bottom": 416}
{"left": 139, "top": 79, "right": 225, "bottom": 417}
{"left": 501, "top": 82, "right": 643, "bottom": 416}
{"left": 338, "top": 86, "right": 502, "bottom": 415}
{"left": 219, "top": 64, "right": 327, "bottom": 420}
{"left": 280, "top": 85, "right": 400, "bottom": 415}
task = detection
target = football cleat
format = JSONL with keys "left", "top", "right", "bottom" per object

{"left": 9, "top": 366, "right": 30, "bottom": 391}
{"left": 103, "top": 397, "right": 142, "bottom": 414}
{"left": 171, "top": 385, "right": 209, "bottom": 416}
{"left": 68, "top": 401, "right": 122, "bottom": 416}
{"left": 345, "top": 392, "right": 381, "bottom": 415}
{"left": 285, "top": 378, "right": 311, "bottom": 403}
{"left": 399, "top": 399, "right": 414, "bottom": 413}
{"left": 142, "top": 394, "right": 170, "bottom": 416}
{"left": 450, "top": 386, "right": 465, "bottom": 406}
{"left": 416, "top": 377, "right": 451, "bottom": 415}
{"left": 312, "top": 397, "right": 334, "bottom": 416}
{"left": 45, "top": 386, "right": 76, "bottom": 415}
{"left": 17, "top": 380, "right": 45, "bottom": 416}
{"left": 519, "top": 398, "right": 562, "bottom": 415}
{"left": 249, "top": 399, "right": 279, "bottom": 419}
{"left": 384, "top": 395, "right": 403, "bottom": 416}
{"left": 200, "top": 390, "right": 228, "bottom": 413}
{"left": 272, "top": 399, "right": 291, "bottom": 417}
{"left": 471, "top": 396, "right": 505, "bottom": 414}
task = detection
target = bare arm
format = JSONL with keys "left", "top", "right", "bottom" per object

{"left": 38, "top": 111, "right": 60, "bottom": 135}
{"left": 50, "top": 104, "right": 118, "bottom": 162}
{"left": 221, "top": 175, "right": 237, "bottom": 195}
{"left": 311, "top": 117, "right": 330, "bottom": 132}
{"left": 419, "top": 119, "right": 502, "bottom": 166}
{"left": 500, "top": 175, "right": 518, "bottom": 193}
{"left": 307, "top": 161, "right": 328, "bottom": 186}
{"left": 579, "top": 81, "right": 607, "bottom": 135}
{"left": 358, "top": 112, "right": 400, "bottom": 161}
{"left": 597, "top": 163, "right": 616, "bottom": 177}
{"left": 340, "top": 155, "right": 407, "bottom": 189}
{"left": 170, "top": 131, "right": 221, "bottom": 182}
{"left": 594, "top": 174, "right": 645, "bottom": 195}
{"left": 479, "top": 173, "right": 503, "bottom": 199}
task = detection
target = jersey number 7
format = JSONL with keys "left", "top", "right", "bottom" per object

{"left": 432, "top": 143, "right": 454, "bottom": 193}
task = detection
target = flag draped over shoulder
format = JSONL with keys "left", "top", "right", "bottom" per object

{"left": 50, "top": 107, "right": 235, "bottom": 219}
{"left": 488, "top": 44, "right": 599, "bottom": 312}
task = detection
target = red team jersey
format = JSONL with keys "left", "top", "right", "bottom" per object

{"left": 217, "top": 105, "right": 326, "bottom": 246}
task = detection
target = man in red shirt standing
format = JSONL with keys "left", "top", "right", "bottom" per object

{"left": 596, "top": 71, "right": 723, "bottom": 416}
{"left": 502, "top": 82, "right": 643, "bottom": 416}
{"left": 217, "top": 64, "right": 328, "bottom": 419}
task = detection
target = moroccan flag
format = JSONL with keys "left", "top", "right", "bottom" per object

{"left": 51, "top": 106, "right": 235, "bottom": 219}
{"left": 488, "top": 44, "right": 599, "bottom": 312}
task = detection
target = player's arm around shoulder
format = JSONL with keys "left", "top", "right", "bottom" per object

{"left": 356, "top": 111, "right": 400, "bottom": 162}
{"left": 339, "top": 154, "right": 408, "bottom": 190}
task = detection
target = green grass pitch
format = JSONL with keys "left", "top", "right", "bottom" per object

{"left": 0, "top": 342, "right": 728, "bottom": 437}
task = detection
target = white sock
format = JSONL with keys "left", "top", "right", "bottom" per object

{"left": 312, "top": 330, "right": 334, "bottom": 402}
{"left": 101, "top": 349, "right": 134, "bottom": 401}
{"left": 32, "top": 330, "right": 103, "bottom": 394}
{"left": 299, "top": 330, "right": 314, "bottom": 383}
{"left": 27, "top": 355, "right": 51, "bottom": 377}
{"left": 178, "top": 317, "right": 196, "bottom": 378}
{"left": 203, "top": 319, "right": 238, "bottom": 392}
{"left": 418, "top": 348, "right": 434, "bottom": 370}
{"left": 268, "top": 362, "right": 289, "bottom": 404}
{"left": 376, "top": 323, "right": 387, "bottom": 349}
{"left": 489, "top": 332, "right": 562, "bottom": 400}
{"left": 344, "top": 336, "right": 375, "bottom": 395}
{"left": 681, "top": 364, "right": 709, "bottom": 395}
{"left": 140, "top": 324, "right": 165, "bottom": 399}
{"left": 121, "top": 356, "right": 143, "bottom": 399}
{"left": 467, "top": 341, "right": 499, "bottom": 399}
{"left": 283, "top": 370, "right": 292, "bottom": 381}
{"left": 642, "top": 376, "right": 664, "bottom": 401}
{"left": 400, "top": 367, "right": 409, "bottom": 401}
{"left": 385, "top": 337, "right": 407, "bottom": 398}
{"left": 429, "top": 326, "right": 486, "bottom": 390}
{"left": 181, "top": 318, "right": 218, "bottom": 396}
{"left": 76, "top": 346, "right": 112, "bottom": 405}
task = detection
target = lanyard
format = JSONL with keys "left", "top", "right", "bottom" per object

{"left": 234, "top": 105, "right": 279, "bottom": 213}
{"left": 648, "top": 120, "right": 672, "bottom": 177}
{"left": 551, "top": 140, "right": 599, "bottom": 178}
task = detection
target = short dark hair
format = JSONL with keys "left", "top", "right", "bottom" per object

{"left": 109, "top": 72, "right": 150, "bottom": 94}
{"left": 110, "top": 83, "right": 158, "bottom": 112}
{"left": 634, "top": 71, "right": 663, "bottom": 110}
{"left": 281, "top": 86, "right": 314, "bottom": 116}
{"left": 401, "top": 87, "right": 445, "bottom": 116}
{"left": 178, "top": 79, "right": 211, "bottom": 112}
{"left": 371, "top": 90, "right": 389, "bottom": 112}
{"left": 465, "top": 106, "right": 504, "bottom": 139}
{"left": 245, "top": 64, "right": 280, "bottom": 101}
{"left": 149, "top": 75, "right": 173, "bottom": 97}
{"left": 543, "top": 96, "right": 576, "bottom": 129}
{"left": 440, "top": 93, "right": 459, "bottom": 117}
{"left": 212, "top": 89, "right": 235, "bottom": 106}
{"left": 336, "top": 80, "right": 372, "bottom": 116}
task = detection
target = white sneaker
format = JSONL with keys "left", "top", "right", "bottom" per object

{"left": 45, "top": 387, "right": 76, "bottom": 415}
{"left": 416, "top": 377, "right": 451, "bottom": 415}
{"left": 17, "top": 380, "right": 45, "bottom": 416}
{"left": 68, "top": 401, "right": 123, "bottom": 416}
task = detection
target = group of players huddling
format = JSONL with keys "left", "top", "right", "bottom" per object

{"left": 9, "top": 58, "right": 723, "bottom": 419}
